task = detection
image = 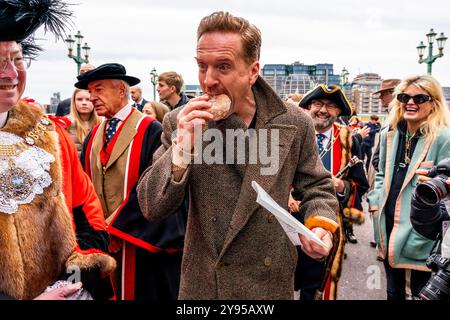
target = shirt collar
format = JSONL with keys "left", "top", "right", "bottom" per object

{"left": 316, "top": 127, "right": 333, "bottom": 140}
{"left": 111, "top": 103, "right": 133, "bottom": 122}
{"left": 0, "top": 112, "right": 8, "bottom": 128}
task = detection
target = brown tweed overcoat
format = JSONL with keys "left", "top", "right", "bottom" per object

{"left": 137, "top": 77, "right": 338, "bottom": 300}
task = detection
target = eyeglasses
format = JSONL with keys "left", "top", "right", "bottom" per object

{"left": 397, "top": 93, "right": 431, "bottom": 105}
{"left": 310, "top": 100, "right": 339, "bottom": 112}
{"left": 0, "top": 56, "right": 31, "bottom": 72}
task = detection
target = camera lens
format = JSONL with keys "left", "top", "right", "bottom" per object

{"left": 419, "top": 270, "right": 450, "bottom": 300}
{"left": 415, "top": 177, "right": 448, "bottom": 206}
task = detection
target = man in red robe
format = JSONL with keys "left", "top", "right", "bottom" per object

{"left": 79, "top": 64, "right": 187, "bottom": 300}
{"left": 0, "top": 0, "right": 115, "bottom": 300}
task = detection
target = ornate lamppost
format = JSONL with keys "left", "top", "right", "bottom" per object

{"left": 340, "top": 67, "right": 350, "bottom": 87}
{"left": 417, "top": 28, "right": 447, "bottom": 75}
{"left": 150, "top": 67, "right": 158, "bottom": 100}
{"left": 65, "top": 31, "right": 90, "bottom": 75}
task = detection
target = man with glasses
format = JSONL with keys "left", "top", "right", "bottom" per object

{"left": 0, "top": 0, "right": 115, "bottom": 300}
{"left": 295, "top": 84, "right": 369, "bottom": 299}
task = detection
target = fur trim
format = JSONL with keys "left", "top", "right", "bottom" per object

{"left": 67, "top": 251, "right": 116, "bottom": 277}
{"left": 343, "top": 207, "right": 365, "bottom": 225}
{"left": 329, "top": 212, "right": 345, "bottom": 300}
{"left": 338, "top": 124, "right": 352, "bottom": 172}
{"left": 0, "top": 101, "right": 76, "bottom": 299}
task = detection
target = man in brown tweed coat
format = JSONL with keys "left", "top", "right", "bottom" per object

{"left": 137, "top": 11, "right": 338, "bottom": 300}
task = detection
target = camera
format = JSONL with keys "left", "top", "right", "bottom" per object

{"left": 418, "top": 254, "right": 450, "bottom": 300}
{"left": 415, "top": 158, "right": 450, "bottom": 206}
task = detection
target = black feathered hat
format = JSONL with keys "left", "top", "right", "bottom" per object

{"left": 299, "top": 84, "right": 353, "bottom": 116}
{"left": 0, "top": 0, "right": 73, "bottom": 57}
{"left": 74, "top": 63, "right": 141, "bottom": 89}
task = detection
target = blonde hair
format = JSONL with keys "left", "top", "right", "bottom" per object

{"left": 142, "top": 101, "right": 170, "bottom": 123}
{"left": 386, "top": 74, "right": 450, "bottom": 139}
{"left": 69, "top": 88, "right": 101, "bottom": 143}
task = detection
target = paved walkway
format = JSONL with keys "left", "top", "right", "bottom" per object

{"left": 338, "top": 201, "right": 387, "bottom": 300}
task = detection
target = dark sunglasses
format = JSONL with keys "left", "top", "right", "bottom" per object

{"left": 397, "top": 93, "right": 431, "bottom": 105}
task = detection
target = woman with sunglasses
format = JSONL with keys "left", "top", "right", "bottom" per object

{"left": 367, "top": 74, "right": 450, "bottom": 300}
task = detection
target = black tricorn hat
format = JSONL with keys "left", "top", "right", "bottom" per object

{"left": 299, "top": 84, "right": 353, "bottom": 117}
{"left": 74, "top": 63, "right": 141, "bottom": 89}
{"left": 0, "top": 0, "right": 73, "bottom": 57}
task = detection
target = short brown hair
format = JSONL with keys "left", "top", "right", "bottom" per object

{"left": 197, "top": 11, "right": 261, "bottom": 65}
{"left": 158, "top": 71, "right": 184, "bottom": 94}
{"left": 370, "top": 114, "right": 379, "bottom": 121}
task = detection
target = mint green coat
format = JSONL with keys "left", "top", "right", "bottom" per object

{"left": 367, "top": 126, "right": 450, "bottom": 271}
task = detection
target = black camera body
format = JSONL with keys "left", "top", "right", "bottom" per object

{"left": 419, "top": 253, "right": 450, "bottom": 300}
{"left": 415, "top": 158, "right": 450, "bottom": 206}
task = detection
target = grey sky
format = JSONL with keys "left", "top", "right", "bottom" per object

{"left": 24, "top": 0, "right": 450, "bottom": 104}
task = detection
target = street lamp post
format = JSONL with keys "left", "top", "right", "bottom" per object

{"left": 150, "top": 67, "right": 158, "bottom": 100}
{"left": 65, "top": 31, "right": 91, "bottom": 75}
{"left": 417, "top": 28, "right": 447, "bottom": 75}
{"left": 340, "top": 67, "right": 350, "bottom": 87}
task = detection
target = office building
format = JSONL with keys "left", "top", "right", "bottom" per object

{"left": 262, "top": 62, "right": 341, "bottom": 100}
{"left": 351, "top": 73, "right": 382, "bottom": 114}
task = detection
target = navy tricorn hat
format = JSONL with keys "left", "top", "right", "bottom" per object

{"left": 0, "top": 0, "right": 73, "bottom": 57}
{"left": 74, "top": 63, "right": 141, "bottom": 89}
{"left": 299, "top": 84, "right": 353, "bottom": 117}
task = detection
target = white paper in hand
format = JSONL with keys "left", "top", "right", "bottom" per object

{"left": 251, "top": 181, "right": 327, "bottom": 249}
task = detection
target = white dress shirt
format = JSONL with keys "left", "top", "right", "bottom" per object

{"left": 106, "top": 103, "right": 133, "bottom": 132}
{"left": 315, "top": 127, "right": 333, "bottom": 149}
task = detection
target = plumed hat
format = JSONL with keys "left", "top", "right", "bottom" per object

{"left": 74, "top": 63, "right": 141, "bottom": 89}
{"left": 299, "top": 84, "right": 353, "bottom": 117}
{"left": 0, "top": 0, "right": 73, "bottom": 57}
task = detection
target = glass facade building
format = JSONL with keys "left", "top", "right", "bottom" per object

{"left": 262, "top": 62, "right": 341, "bottom": 100}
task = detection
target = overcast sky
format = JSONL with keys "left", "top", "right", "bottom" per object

{"left": 24, "top": 0, "right": 450, "bottom": 104}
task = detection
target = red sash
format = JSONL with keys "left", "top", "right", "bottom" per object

{"left": 84, "top": 110, "right": 155, "bottom": 300}
{"left": 332, "top": 124, "right": 342, "bottom": 176}
{"left": 106, "top": 114, "right": 154, "bottom": 300}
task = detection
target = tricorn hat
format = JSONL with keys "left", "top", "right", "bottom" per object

{"left": 373, "top": 79, "right": 401, "bottom": 95}
{"left": 299, "top": 84, "right": 353, "bottom": 117}
{"left": 0, "top": 0, "right": 73, "bottom": 57}
{"left": 74, "top": 63, "right": 141, "bottom": 89}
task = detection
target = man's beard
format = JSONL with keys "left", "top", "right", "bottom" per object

{"left": 311, "top": 112, "right": 337, "bottom": 131}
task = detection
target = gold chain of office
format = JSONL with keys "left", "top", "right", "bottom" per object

{"left": 0, "top": 117, "right": 51, "bottom": 157}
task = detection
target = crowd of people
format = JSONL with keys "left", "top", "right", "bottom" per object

{"left": 1, "top": 0, "right": 449, "bottom": 301}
